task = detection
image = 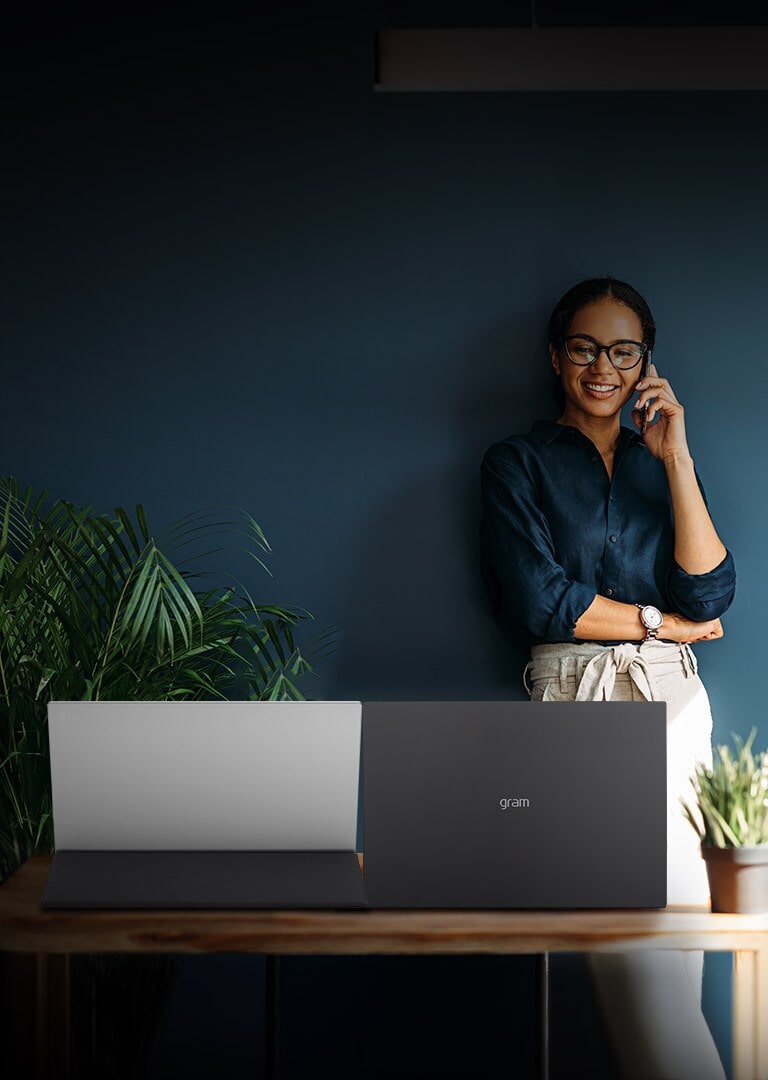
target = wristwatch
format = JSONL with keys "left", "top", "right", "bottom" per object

{"left": 636, "top": 603, "right": 664, "bottom": 643}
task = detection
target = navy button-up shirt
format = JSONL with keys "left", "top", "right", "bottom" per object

{"left": 480, "top": 419, "right": 736, "bottom": 648}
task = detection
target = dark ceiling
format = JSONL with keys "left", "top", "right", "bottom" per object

{"left": 3, "top": 1, "right": 767, "bottom": 90}
{"left": 373, "top": 2, "right": 768, "bottom": 26}
{"left": 5, "top": 3, "right": 768, "bottom": 36}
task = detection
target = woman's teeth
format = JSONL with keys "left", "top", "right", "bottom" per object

{"left": 584, "top": 383, "right": 618, "bottom": 396}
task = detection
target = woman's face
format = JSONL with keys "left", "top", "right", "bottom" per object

{"left": 549, "top": 297, "right": 644, "bottom": 423}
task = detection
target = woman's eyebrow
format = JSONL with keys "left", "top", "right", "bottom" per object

{"left": 570, "top": 333, "right": 640, "bottom": 343}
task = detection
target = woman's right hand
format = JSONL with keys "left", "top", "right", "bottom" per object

{"left": 661, "top": 612, "right": 723, "bottom": 643}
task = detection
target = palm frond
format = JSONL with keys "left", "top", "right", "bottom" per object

{"left": 0, "top": 479, "right": 334, "bottom": 882}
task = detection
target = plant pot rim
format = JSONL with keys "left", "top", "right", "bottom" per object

{"left": 701, "top": 843, "right": 768, "bottom": 864}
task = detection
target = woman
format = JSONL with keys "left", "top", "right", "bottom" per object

{"left": 480, "top": 278, "right": 736, "bottom": 1080}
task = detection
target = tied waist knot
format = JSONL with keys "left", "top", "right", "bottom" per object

{"left": 575, "top": 642, "right": 655, "bottom": 702}
{"left": 522, "top": 640, "right": 699, "bottom": 699}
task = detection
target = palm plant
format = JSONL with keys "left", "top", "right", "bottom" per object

{"left": 681, "top": 727, "right": 768, "bottom": 848}
{"left": 0, "top": 476, "right": 335, "bottom": 881}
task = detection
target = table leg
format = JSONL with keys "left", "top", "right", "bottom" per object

{"left": 266, "top": 954, "right": 280, "bottom": 1080}
{"left": 0, "top": 951, "right": 70, "bottom": 1080}
{"left": 733, "top": 949, "right": 768, "bottom": 1080}
{"left": 535, "top": 952, "right": 550, "bottom": 1080}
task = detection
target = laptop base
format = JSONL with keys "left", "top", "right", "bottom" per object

{"left": 42, "top": 850, "right": 368, "bottom": 909}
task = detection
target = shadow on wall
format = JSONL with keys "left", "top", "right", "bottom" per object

{"left": 332, "top": 463, "right": 530, "bottom": 701}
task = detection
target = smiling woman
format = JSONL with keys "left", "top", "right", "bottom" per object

{"left": 480, "top": 276, "right": 736, "bottom": 1079}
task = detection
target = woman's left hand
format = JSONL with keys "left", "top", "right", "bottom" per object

{"left": 630, "top": 362, "right": 692, "bottom": 462}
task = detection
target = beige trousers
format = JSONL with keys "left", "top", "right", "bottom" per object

{"left": 525, "top": 640, "right": 727, "bottom": 1080}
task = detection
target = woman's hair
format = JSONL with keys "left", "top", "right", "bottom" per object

{"left": 548, "top": 277, "right": 657, "bottom": 411}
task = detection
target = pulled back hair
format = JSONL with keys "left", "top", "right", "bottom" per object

{"left": 548, "top": 277, "right": 657, "bottom": 412}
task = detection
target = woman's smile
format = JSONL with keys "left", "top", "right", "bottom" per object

{"left": 582, "top": 381, "right": 620, "bottom": 399}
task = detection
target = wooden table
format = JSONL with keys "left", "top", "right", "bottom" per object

{"left": 2, "top": 856, "right": 768, "bottom": 1080}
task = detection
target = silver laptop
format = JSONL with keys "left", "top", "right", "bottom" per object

{"left": 43, "top": 700, "right": 367, "bottom": 909}
{"left": 363, "top": 701, "right": 667, "bottom": 909}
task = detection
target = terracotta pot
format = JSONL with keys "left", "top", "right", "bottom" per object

{"left": 701, "top": 844, "right": 768, "bottom": 913}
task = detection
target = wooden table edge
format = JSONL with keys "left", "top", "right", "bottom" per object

{"left": 2, "top": 855, "right": 768, "bottom": 955}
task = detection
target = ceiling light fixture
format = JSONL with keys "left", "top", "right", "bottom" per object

{"left": 375, "top": 26, "right": 768, "bottom": 92}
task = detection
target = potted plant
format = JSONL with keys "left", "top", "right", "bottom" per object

{"left": 681, "top": 727, "right": 768, "bottom": 913}
{"left": 0, "top": 476, "right": 335, "bottom": 884}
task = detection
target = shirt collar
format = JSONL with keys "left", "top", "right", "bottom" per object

{"left": 530, "top": 419, "right": 645, "bottom": 447}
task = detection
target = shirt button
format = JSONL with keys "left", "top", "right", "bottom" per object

{"left": 606, "top": 588, "right": 613, "bottom": 596}
{"left": 610, "top": 535, "right": 617, "bottom": 542}
{"left": 590, "top": 454, "right": 598, "bottom": 462}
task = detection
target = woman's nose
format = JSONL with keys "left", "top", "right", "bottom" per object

{"left": 590, "top": 348, "right": 615, "bottom": 370}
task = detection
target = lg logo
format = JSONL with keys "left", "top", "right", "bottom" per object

{"left": 499, "top": 797, "right": 530, "bottom": 809}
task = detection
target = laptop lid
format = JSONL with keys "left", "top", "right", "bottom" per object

{"left": 47, "top": 700, "right": 362, "bottom": 852}
{"left": 363, "top": 700, "right": 667, "bottom": 909}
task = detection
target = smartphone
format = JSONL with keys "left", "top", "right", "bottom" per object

{"left": 640, "top": 350, "right": 651, "bottom": 435}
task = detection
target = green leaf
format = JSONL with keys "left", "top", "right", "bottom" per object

{"left": 114, "top": 507, "right": 142, "bottom": 555}
{"left": 135, "top": 505, "right": 150, "bottom": 544}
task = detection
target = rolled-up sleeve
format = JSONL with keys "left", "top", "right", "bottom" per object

{"left": 664, "top": 467, "right": 737, "bottom": 620}
{"left": 666, "top": 549, "right": 736, "bottom": 621}
{"left": 480, "top": 450, "right": 596, "bottom": 643}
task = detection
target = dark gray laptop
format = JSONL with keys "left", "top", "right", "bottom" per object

{"left": 362, "top": 701, "right": 667, "bottom": 909}
{"left": 43, "top": 700, "right": 367, "bottom": 909}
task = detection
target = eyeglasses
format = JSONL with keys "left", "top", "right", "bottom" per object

{"left": 562, "top": 335, "right": 648, "bottom": 370}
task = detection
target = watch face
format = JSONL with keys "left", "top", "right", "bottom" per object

{"left": 642, "top": 606, "right": 663, "bottom": 629}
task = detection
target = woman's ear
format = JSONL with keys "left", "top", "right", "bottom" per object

{"left": 549, "top": 342, "right": 560, "bottom": 376}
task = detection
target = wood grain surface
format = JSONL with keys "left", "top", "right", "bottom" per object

{"left": 2, "top": 856, "right": 768, "bottom": 956}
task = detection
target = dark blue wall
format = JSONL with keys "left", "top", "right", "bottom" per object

{"left": 4, "top": 13, "right": 762, "bottom": 1078}
{"left": 4, "top": 21, "right": 761, "bottom": 722}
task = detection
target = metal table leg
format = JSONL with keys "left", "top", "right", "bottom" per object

{"left": 266, "top": 954, "right": 280, "bottom": 1080}
{"left": 536, "top": 951, "right": 550, "bottom": 1080}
